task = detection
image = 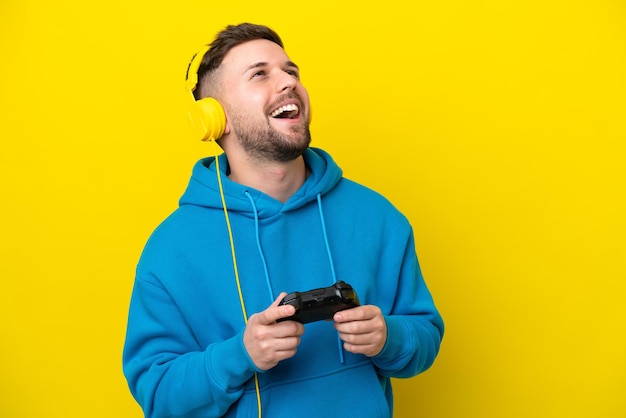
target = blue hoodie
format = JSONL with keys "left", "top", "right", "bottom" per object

{"left": 123, "top": 147, "right": 444, "bottom": 418}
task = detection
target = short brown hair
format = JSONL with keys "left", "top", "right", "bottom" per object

{"left": 194, "top": 23, "right": 284, "bottom": 99}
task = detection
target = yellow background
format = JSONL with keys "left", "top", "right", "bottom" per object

{"left": 1, "top": 1, "right": 625, "bottom": 417}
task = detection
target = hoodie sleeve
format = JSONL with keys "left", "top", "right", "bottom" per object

{"left": 122, "top": 273, "right": 260, "bottom": 418}
{"left": 370, "top": 227, "right": 445, "bottom": 378}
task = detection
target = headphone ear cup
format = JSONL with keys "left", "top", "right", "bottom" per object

{"left": 187, "top": 97, "right": 226, "bottom": 142}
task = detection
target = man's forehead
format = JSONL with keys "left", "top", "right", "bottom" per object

{"left": 221, "top": 39, "right": 294, "bottom": 70}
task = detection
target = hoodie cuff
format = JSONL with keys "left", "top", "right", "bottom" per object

{"left": 372, "top": 315, "right": 413, "bottom": 370}
{"left": 206, "top": 331, "right": 262, "bottom": 391}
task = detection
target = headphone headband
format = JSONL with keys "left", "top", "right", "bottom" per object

{"left": 185, "top": 45, "right": 210, "bottom": 94}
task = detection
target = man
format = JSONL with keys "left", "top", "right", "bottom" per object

{"left": 123, "top": 23, "right": 444, "bottom": 418}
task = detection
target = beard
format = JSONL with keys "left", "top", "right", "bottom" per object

{"left": 227, "top": 108, "right": 311, "bottom": 163}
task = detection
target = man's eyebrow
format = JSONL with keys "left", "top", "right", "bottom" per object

{"left": 243, "top": 60, "right": 299, "bottom": 75}
{"left": 243, "top": 62, "right": 268, "bottom": 75}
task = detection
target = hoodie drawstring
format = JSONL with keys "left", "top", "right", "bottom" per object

{"left": 316, "top": 194, "right": 345, "bottom": 364}
{"left": 244, "top": 191, "right": 275, "bottom": 302}
{"left": 316, "top": 194, "right": 338, "bottom": 285}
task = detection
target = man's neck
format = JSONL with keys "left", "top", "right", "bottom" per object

{"left": 226, "top": 151, "right": 308, "bottom": 203}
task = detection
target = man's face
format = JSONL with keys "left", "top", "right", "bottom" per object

{"left": 218, "top": 39, "right": 311, "bottom": 162}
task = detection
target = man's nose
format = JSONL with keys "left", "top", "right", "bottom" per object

{"left": 275, "top": 71, "right": 297, "bottom": 92}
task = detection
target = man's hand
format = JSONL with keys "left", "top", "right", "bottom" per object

{"left": 333, "top": 305, "right": 387, "bottom": 357}
{"left": 243, "top": 292, "right": 305, "bottom": 370}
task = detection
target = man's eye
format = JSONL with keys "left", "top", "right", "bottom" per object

{"left": 286, "top": 69, "right": 300, "bottom": 79}
{"left": 252, "top": 70, "right": 266, "bottom": 78}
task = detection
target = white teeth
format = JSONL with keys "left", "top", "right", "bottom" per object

{"left": 270, "top": 103, "right": 299, "bottom": 117}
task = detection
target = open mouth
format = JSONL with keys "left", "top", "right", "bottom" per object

{"left": 270, "top": 103, "right": 300, "bottom": 119}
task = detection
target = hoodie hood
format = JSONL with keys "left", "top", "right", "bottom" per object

{"left": 179, "top": 147, "right": 343, "bottom": 217}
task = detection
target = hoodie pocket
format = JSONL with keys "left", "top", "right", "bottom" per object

{"left": 233, "top": 389, "right": 261, "bottom": 418}
{"left": 260, "top": 362, "right": 390, "bottom": 418}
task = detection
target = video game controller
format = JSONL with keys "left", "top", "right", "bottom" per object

{"left": 277, "top": 281, "right": 360, "bottom": 324}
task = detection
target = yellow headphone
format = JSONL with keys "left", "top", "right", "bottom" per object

{"left": 185, "top": 45, "right": 227, "bottom": 142}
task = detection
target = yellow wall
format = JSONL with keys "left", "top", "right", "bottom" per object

{"left": 1, "top": 1, "right": 624, "bottom": 417}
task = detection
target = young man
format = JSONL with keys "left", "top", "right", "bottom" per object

{"left": 123, "top": 23, "right": 444, "bottom": 418}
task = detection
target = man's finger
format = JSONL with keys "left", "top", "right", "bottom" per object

{"left": 256, "top": 292, "right": 296, "bottom": 324}
{"left": 333, "top": 305, "right": 372, "bottom": 322}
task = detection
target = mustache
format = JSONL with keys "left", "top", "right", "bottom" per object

{"left": 266, "top": 91, "right": 303, "bottom": 113}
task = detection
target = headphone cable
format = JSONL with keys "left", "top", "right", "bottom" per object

{"left": 211, "top": 141, "right": 263, "bottom": 418}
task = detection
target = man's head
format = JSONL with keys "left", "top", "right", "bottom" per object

{"left": 194, "top": 23, "right": 311, "bottom": 162}
{"left": 194, "top": 23, "right": 284, "bottom": 100}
